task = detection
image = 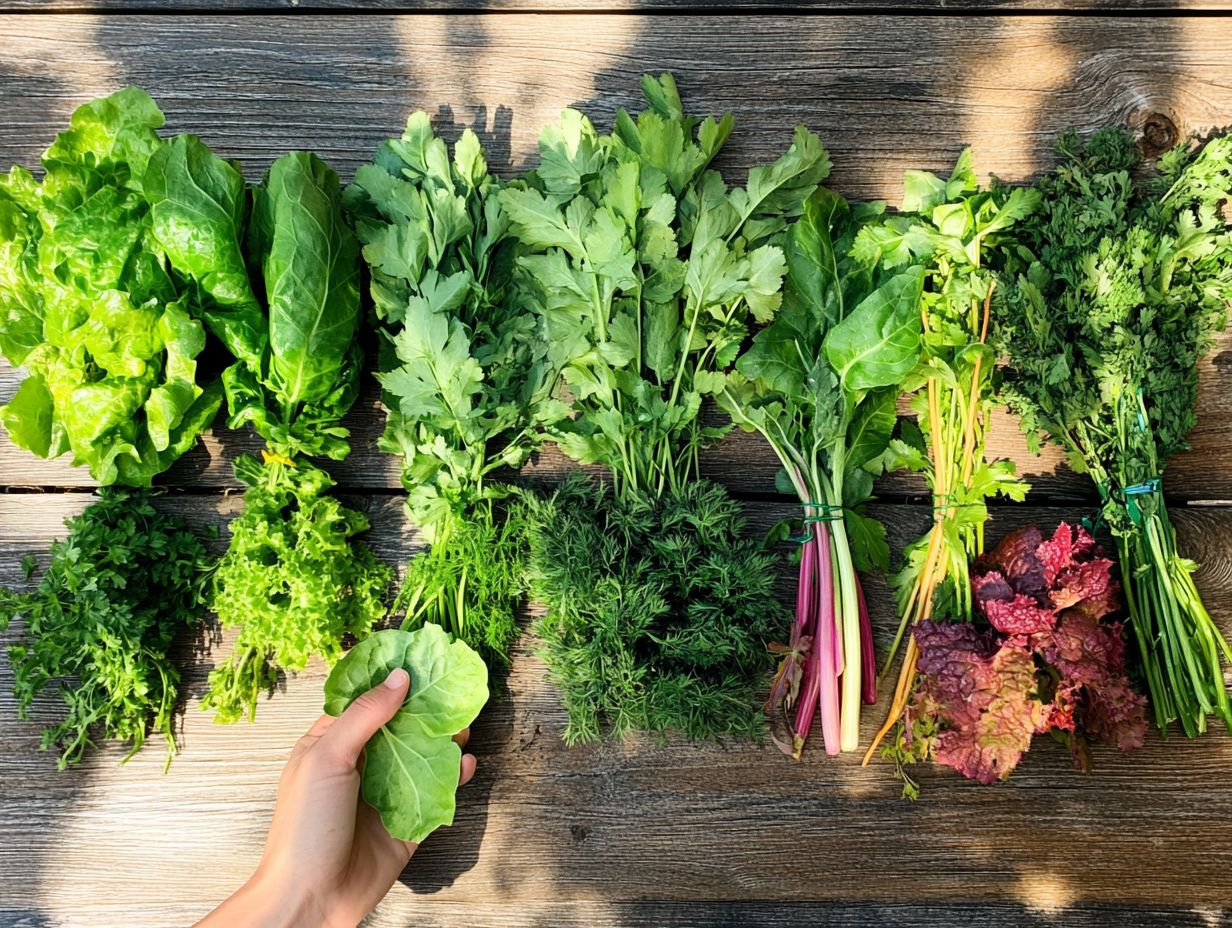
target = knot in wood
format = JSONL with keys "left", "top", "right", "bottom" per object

{"left": 1140, "top": 112, "right": 1179, "bottom": 157}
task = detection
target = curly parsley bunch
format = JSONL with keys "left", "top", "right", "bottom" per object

{"left": 997, "top": 128, "right": 1232, "bottom": 736}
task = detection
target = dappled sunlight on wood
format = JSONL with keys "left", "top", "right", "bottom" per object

{"left": 1015, "top": 869, "right": 1078, "bottom": 916}
{"left": 392, "top": 15, "right": 639, "bottom": 171}
{"left": 954, "top": 17, "right": 1077, "bottom": 186}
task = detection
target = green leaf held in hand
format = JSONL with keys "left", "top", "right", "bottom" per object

{"left": 324, "top": 624, "right": 489, "bottom": 844}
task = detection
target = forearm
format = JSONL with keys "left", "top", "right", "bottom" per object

{"left": 195, "top": 870, "right": 327, "bottom": 928}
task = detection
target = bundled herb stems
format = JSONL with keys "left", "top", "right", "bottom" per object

{"left": 721, "top": 189, "right": 922, "bottom": 755}
{"left": 996, "top": 129, "right": 1232, "bottom": 736}
{"left": 853, "top": 153, "right": 1034, "bottom": 763}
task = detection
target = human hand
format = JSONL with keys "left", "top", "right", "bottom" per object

{"left": 196, "top": 668, "right": 477, "bottom": 928}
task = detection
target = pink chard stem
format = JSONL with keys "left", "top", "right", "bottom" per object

{"left": 856, "top": 572, "right": 876, "bottom": 706}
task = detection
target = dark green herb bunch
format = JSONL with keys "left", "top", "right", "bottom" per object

{"left": 0, "top": 490, "right": 211, "bottom": 769}
{"left": 524, "top": 475, "right": 782, "bottom": 744}
{"left": 996, "top": 127, "right": 1232, "bottom": 736}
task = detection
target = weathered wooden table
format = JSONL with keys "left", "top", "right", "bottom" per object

{"left": 2, "top": 4, "right": 1232, "bottom": 926}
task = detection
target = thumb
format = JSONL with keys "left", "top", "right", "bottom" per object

{"left": 320, "top": 668, "right": 410, "bottom": 767}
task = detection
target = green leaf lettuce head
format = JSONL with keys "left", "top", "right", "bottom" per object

{"left": 345, "top": 113, "right": 563, "bottom": 668}
{"left": 995, "top": 127, "right": 1232, "bottom": 736}
{"left": 0, "top": 87, "right": 222, "bottom": 485}
{"left": 0, "top": 490, "right": 211, "bottom": 769}
{"left": 324, "top": 624, "right": 488, "bottom": 844}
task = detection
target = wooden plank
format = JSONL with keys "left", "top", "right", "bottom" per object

{"left": 4, "top": 329, "right": 1231, "bottom": 502}
{"left": 5, "top": 1, "right": 1232, "bottom": 13}
{"left": 1, "top": 15, "right": 1229, "bottom": 201}
{"left": 1, "top": 496, "right": 1230, "bottom": 924}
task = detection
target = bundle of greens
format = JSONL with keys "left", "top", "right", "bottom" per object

{"left": 324, "top": 623, "right": 488, "bottom": 843}
{"left": 720, "top": 189, "right": 925, "bottom": 756}
{"left": 0, "top": 491, "right": 211, "bottom": 769}
{"left": 503, "top": 74, "right": 828, "bottom": 742}
{"left": 0, "top": 89, "right": 225, "bottom": 767}
{"left": 889, "top": 523, "right": 1146, "bottom": 796}
{"left": 852, "top": 152, "right": 1035, "bottom": 763}
{"left": 345, "top": 114, "right": 563, "bottom": 670}
{"left": 143, "top": 139, "right": 392, "bottom": 723}
{"left": 0, "top": 87, "right": 221, "bottom": 484}
{"left": 997, "top": 128, "right": 1232, "bottom": 736}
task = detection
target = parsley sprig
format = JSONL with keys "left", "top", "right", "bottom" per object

{"left": 0, "top": 491, "right": 211, "bottom": 769}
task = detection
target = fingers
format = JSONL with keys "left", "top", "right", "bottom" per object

{"left": 460, "top": 753, "right": 477, "bottom": 787}
{"left": 306, "top": 714, "right": 337, "bottom": 739}
{"left": 452, "top": 727, "right": 470, "bottom": 748}
{"left": 318, "top": 668, "right": 410, "bottom": 767}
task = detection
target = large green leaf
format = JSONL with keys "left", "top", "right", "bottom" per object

{"left": 146, "top": 134, "right": 266, "bottom": 368}
{"left": 256, "top": 152, "right": 361, "bottom": 409}
{"left": 323, "top": 625, "right": 489, "bottom": 844}
{"left": 824, "top": 267, "right": 924, "bottom": 392}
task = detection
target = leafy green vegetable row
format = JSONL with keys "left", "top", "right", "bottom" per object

{"left": 2, "top": 78, "right": 1231, "bottom": 827}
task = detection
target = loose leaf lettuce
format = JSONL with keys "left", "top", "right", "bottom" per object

{"left": 203, "top": 460, "right": 391, "bottom": 724}
{"left": 891, "top": 523, "right": 1147, "bottom": 793}
{"left": 324, "top": 625, "right": 488, "bottom": 844}
{"left": 0, "top": 87, "right": 222, "bottom": 486}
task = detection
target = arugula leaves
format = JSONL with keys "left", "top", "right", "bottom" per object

{"left": 996, "top": 128, "right": 1232, "bottom": 736}
{"left": 346, "top": 114, "right": 562, "bottom": 668}
{"left": 324, "top": 624, "right": 488, "bottom": 843}
{"left": 0, "top": 88, "right": 222, "bottom": 486}
{"left": 0, "top": 491, "right": 211, "bottom": 768}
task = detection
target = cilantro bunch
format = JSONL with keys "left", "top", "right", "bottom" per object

{"left": 853, "top": 152, "right": 1035, "bottom": 763}
{"left": 504, "top": 74, "right": 827, "bottom": 741}
{"left": 0, "top": 491, "right": 211, "bottom": 769}
{"left": 345, "top": 114, "right": 563, "bottom": 669}
{"left": 144, "top": 139, "right": 392, "bottom": 723}
{"left": 996, "top": 129, "right": 1232, "bottom": 736}
{"left": 889, "top": 523, "right": 1146, "bottom": 796}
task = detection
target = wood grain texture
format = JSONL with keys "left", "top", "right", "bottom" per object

{"left": 1, "top": 15, "right": 1230, "bottom": 201}
{"left": 5, "top": 1, "right": 1232, "bottom": 12}
{"left": 1, "top": 496, "right": 1230, "bottom": 926}
{"left": 2, "top": 11, "right": 1232, "bottom": 928}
